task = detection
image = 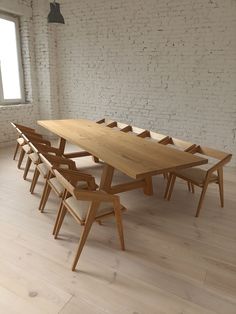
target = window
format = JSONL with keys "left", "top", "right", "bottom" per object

{"left": 0, "top": 13, "right": 25, "bottom": 104}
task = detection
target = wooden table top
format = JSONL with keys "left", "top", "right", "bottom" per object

{"left": 38, "top": 119, "right": 208, "bottom": 179}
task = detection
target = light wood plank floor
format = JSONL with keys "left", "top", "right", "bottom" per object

{"left": 0, "top": 143, "right": 235, "bottom": 314}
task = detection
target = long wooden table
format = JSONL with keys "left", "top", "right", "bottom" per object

{"left": 38, "top": 119, "right": 207, "bottom": 195}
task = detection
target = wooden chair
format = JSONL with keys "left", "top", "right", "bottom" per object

{"left": 11, "top": 122, "right": 37, "bottom": 160}
{"left": 30, "top": 148, "right": 76, "bottom": 194}
{"left": 38, "top": 153, "right": 98, "bottom": 214}
{"left": 16, "top": 130, "right": 51, "bottom": 169}
{"left": 53, "top": 169, "right": 125, "bottom": 271}
{"left": 165, "top": 145, "right": 232, "bottom": 217}
{"left": 163, "top": 137, "right": 197, "bottom": 196}
{"left": 22, "top": 139, "right": 62, "bottom": 180}
{"left": 13, "top": 126, "right": 44, "bottom": 165}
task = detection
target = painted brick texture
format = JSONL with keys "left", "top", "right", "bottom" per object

{"left": 0, "top": 0, "right": 38, "bottom": 145}
{"left": 0, "top": 0, "right": 58, "bottom": 144}
{"left": 0, "top": 0, "right": 235, "bottom": 166}
{"left": 57, "top": 0, "right": 236, "bottom": 164}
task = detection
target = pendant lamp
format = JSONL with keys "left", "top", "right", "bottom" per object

{"left": 48, "top": 1, "right": 65, "bottom": 24}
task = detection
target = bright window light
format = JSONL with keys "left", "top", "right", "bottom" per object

{"left": 0, "top": 14, "right": 24, "bottom": 103}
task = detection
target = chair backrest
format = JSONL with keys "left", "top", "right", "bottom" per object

{"left": 145, "top": 131, "right": 169, "bottom": 143}
{"left": 21, "top": 132, "right": 50, "bottom": 146}
{"left": 27, "top": 142, "right": 45, "bottom": 165}
{"left": 166, "top": 137, "right": 196, "bottom": 152}
{"left": 198, "top": 146, "right": 231, "bottom": 160}
{"left": 15, "top": 127, "right": 24, "bottom": 136}
{"left": 39, "top": 152, "right": 76, "bottom": 170}
{"left": 129, "top": 126, "right": 148, "bottom": 137}
{"left": 14, "top": 125, "right": 42, "bottom": 140}
{"left": 96, "top": 118, "right": 117, "bottom": 127}
{"left": 119, "top": 125, "right": 133, "bottom": 132}
{"left": 11, "top": 122, "right": 35, "bottom": 133}
{"left": 194, "top": 145, "right": 232, "bottom": 167}
{"left": 54, "top": 168, "right": 75, "bottom": 195}
{"left": 28, "top": 141, "right": 40, "bottom": 154}
{"left": 116, "top": 122, "right": 130, "bottom": 130}
{"left": 28, "top": 143, "right": 59, "bottom": 165}
{"left": 54, "top": 169, "right": 118, "bottom": 203}
{"left": 38, "top": 153, "right": 54, "bottom": 169}
{"left": 17, "top": 127, "right": 44, "bottom": 142}
{"left": 96, "top": 119, "right": 105, "bottom": 124}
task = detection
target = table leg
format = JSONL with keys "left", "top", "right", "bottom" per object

{"left": 143, "top": 176, "right": 153, "bottom": 196}
{"left": 58, "top": 137, "right": 66, "bottom": 154}
{"left": 100, "top": 164, "right": 114, "bottom": 192}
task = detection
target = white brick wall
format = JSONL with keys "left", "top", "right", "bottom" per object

{"left": 1, "top": 0, "right": 236, "bottom": 165}
{"left": 56, "top": 0, "right": 236, "bottom": 164}
{"left": 0, "top": 0, "right": 58, "bottom": 143}
{"left": 0, "top": 0, "right": 39, "bottom": 145}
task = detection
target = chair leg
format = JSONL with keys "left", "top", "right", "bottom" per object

{"left": 17, "top": 149, "right": 25, "bottom": 169}
{"left": 167, "top": 175, "right": 176, "bottom": 201}
{"left": 195, "top": 182, "right": 209, "bottom": 217}
{"left": 191, "top": 183, "right": 195, "bottom": 193}
{"left": 53, "top": 190, "right": 68, "bottom": 235}
{"left": 39, "top": 181, "right": 52, "bottom": 212}
{"left": 30, "top": 168, "right": 40, "bottom": 194}
{"left": 23, "top": 157, "right": 32, "bottom": 180}
{"left": 217, "top": 168, "right": 224, "bottom": 207}
{"left": 54, "top": 204, "right": 67, "bottom": 238}
{"left": 13, "top": 143, "right": 19, "bottom": 160}
{"left": 52, "top": 199, "right": 64, "bottom": 235}
{"left": 114, "top": 201, "right": 125, "bottom": 250}
{"left": 163, "top": 173, "right": 168, "bottom": 180}
{"left": 71, "top": 201, "right": 98, "bottom": 271}
{"left": 164, "top": 174, "right": 172, "bottom": 199}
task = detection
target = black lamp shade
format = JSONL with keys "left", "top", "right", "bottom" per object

{"left": 48, "top": 2, "right": 65, "bottom": 24}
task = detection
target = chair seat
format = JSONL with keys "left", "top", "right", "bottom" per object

{"left": 49, "top": 177, "right": 89, "bottom": 197}
{"left": 29, "top": 152, "right": 40, "bottom": 164}
{"left": 22, "top": 144, "right": 32, "bottom": 154}
{"left": 174, "top": 167, "right": 218, "bottom": 186}
{"left": 17, "top": 138, "right": 25, "bottom": 145}
{"left": 64, "top": 196, "right": 114, "bottom": 221}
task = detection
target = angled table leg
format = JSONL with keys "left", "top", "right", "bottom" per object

{"left": 100, "top": 163, "right": 153, "bottom": 196}
{"left": 99, "top": 164, "right": 115, "bottom": 193}
{"left": 58, "top": 137, "right": 66, "bottom": 154}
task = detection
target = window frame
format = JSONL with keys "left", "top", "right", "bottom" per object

{"left": 0, "top": 12, "right": 25, "bottom": 105}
